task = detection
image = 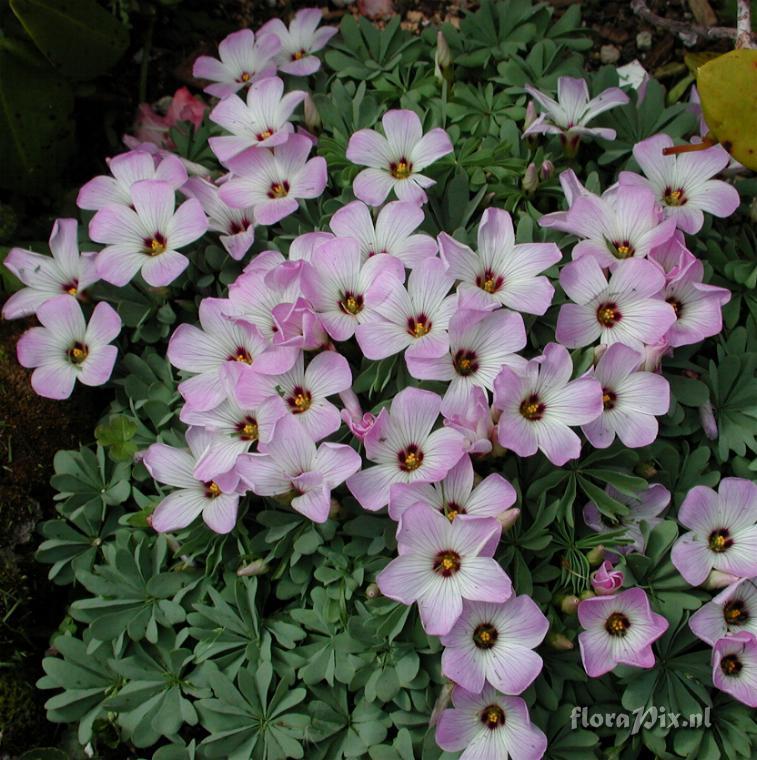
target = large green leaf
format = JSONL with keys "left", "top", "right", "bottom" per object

{"left": 10, "top": 0, "right": 128, "bottom": 80}
{"left": 0, "top": 39, "right": 74, "bottom": 193}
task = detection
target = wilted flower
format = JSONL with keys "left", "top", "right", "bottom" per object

{"left": 376, "top": 504, "right": 511, "bottom": 635}
{"left": 329, "top": 199, "right": 437, "bottom": 269}
{"left": 89, "top": 179, "right": 208, "bottom": 287}
{"left": 192, "top": 28, "right": 280, "bottom": 98}
{"left": 671, "top": 478, "right": 757, "bottom": 587}
{"left": 439, "top": 207, "right": 561, "bottom": 316}
{"left": 493, "top": 343, "right": 603, "bottom": 466}
{"left": 209, "top": 77, "right": 306, "bottom": 162}
{"left": 443, "top": 386, "right": 496, "bottom": 455}
{"left": 711, "top": 632, "right": 757, "bottom": 707}
{"left": 590, "top": 560, "right": 624, "bottom": 596}
{"left": 143, "top": 427, "right": 243, "bottom": 534}
{"left": 690, "top": 577, "right": 757, "bottom": 646}
{"left": 581, "top": 343, "right": 670, "bottom": 449}
{"left": 556, "top": 258, "right": 677, "bottom": 350}
{"left": 583, "top": 483, "right": 670, "bottom": 555}
{"left": 259, "top": 8, "right": 337, "bottom": 76}
{"left": 237, "top": 414, "right": 361, "bottom": 523}
{"left": 16, "top": 296, "right": 121, "bottom": 400}
{"left": 132, "top": 87, "right": 207, "bottom": 150}
{"left": 388, "top": 454, "right": 516, "bottom": 523}
{"left": 346, "top": 109, "right": 453, "bottom": 205}
{"left": 577, "top": 587, "right": 668, "bottom": 677}
{"left": 523, "top": 76, "right": 629, "bottom": 152}
{"left": 435, "top": 685, "right": 547, "bottom": 760}
{"left": 219, "top": 134, "right": 327, "bottom": 226}
{"left": 2, "top": 219, "right": 98, "bottom": 320}
{"left": 440, "top": 595, "right": 549, "bottom": 694}
{"left": 619, "top": 134, "right": 740, "bottom": 233}
{"left": 346, "top": 387, "right": 466, "bottom": 511}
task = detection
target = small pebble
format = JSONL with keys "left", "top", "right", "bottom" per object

{"left": 636, "top": 30, "right": 653, "bottom": 50}
{"left": 600, "top": 44, "right": 620, "bottom": 64}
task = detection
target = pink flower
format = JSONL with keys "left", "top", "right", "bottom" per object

{"left": 581, "top": 343, "right": 670, "bottom": 449}
{"left": 2, "top": 219, "right": 98, "bottom": 320}
{"left": 671, "top": 478, "right": 757, "bottom": 587}
{"left": 259, "top": 8, "right": 337, "bottom": 76}
{"left": 648, "top": 243, "right": 731, "bottom": 348}
{"left": 440, "top": 595, "right": 549, "bottom": 694}
{"left": 329, "top": 200, "right": 437, "bottom": 269}
{"left": 523, "top": 76, "right": 629, "bottom": 149}
{"left": 620, "top": 134, "right": 740, "bottom": 233}
{"left": 89, "top": 179, "right": 208, "bottom": 287}
{"left": 17, "top": 295, "right": 120, "bottom": 400}
{"left": 689, "top": 577, "right": 757, "bottom": 646}
{"left": 247, "top": 350, "right": 352, "bottom": 441}
{"left": 77, "top": 150, "right": 187, "bottom": 211}
{"left": 406, "top": 308, "right": 527, "bottom": 417}
{"left": 355, "top": 256, "right": 457, "bottom": 361}
{"left": 346, "top": 109, "right": 453, "bottom": 206}
{"left": 376, "top": 504, "right": 511, "bottom": 635}
{"left": 237, "top": 414, "right": 361, "bottom": 523}
{"left": 167, "top": 298, "right": 298, "bottom": 412}
{"left": 439, "top": 207, "right": 561, "bottom": 315}
{"left": 590, "top": 560, "right": 624, "bottom": 596}
{"left": 556, "top": 257, "right": 677, "bottom": 350}
{"left": 143, "top": 428, "right": 243, "bottom": 534}
{"left": 389, "top": 454, "right": 516, "bottom": 523}
{"left": 192, "top": 29, "right": 280, "bottom": 98}
{"left": 435, "top": 685, "right": 547, "bottom": 760}
{"left": 583, "top": 483, "right": 670, "bottom": 555}
{"left": 578, "top": 587, "right": 668, "bottom": 678}
{"left": 219, "top": 134, "right": 327, "bottom": 226}
{"left": 712, "top": 632, "right": 757, "bottom": 708}
{"left": 493, "top": 343, "right": 603, "bottom": 466}
{"left": 133, "top": 87, "right": 207, "bottom": 149}
{"left": 443, "top": 386, "right": 496, "bottom": 455}
{"left": 300, "top": 237, "right": 403, "bottom": 342}
{"left": 346, "top": 387, "right": 466, "bottom": 511}
{"left": 209, "top": 77, "right": 305, "bottom": 162}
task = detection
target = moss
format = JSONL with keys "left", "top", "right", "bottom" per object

{"left": 0, "top": 667, "right": 49, "bottom": 754}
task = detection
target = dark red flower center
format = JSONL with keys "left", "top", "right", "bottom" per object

{"left": 339, "top": 291, "right": 364, "bottom": 315}
{"left": 407, "top": 313, "right": 432, "bottom": 338}
{"left": 723, "top": 600, "right": 749, "bottom": 626}
{"left": 596, "top": 302, "right": 622, "bottom": 327}
{"left": 605, "top": 611, "right": 631, "bottom": 637}
{"left": 708, "top": 528, "right": 734, "bottom": 553}
{"left": 67, "top": 341, "right": 89, "bottom": 365}
{"left": 453, "top": 349, "right": 479, "bottom": 377}
{"left": 432, "top": 550, "right": 461, "bottom": 577}
{"left": 473, "top": 622, "right": 499, "bottom": 649}
{"left": 143, "top": 231, "right": 167, "bottom": 256}
{"left": 287, "top": 386, "right": 312, "bottom": 414}
{"left": 398, "top": 443, "right": 424, "bottom": 472}
{"left": 663, "top": 186, "right": 687, "bottom": 206}
{"left": 602, "top": 388, "right": 617, "bottom": 410}
{"left": 720, "top": 653, "right": 742, "bottom": 677}
{"left": 390, "top": 157, "right": 413, "bottom": 179}
{"left": 479, "top": 704, "right": 505, "bottom": 730}
{"left": 475, "top": 268, "right": 504, "bottom": 294}
{"left": 520, "top": 393, "right": 545, "bottom": 421}
{"left": 236, "top": 416, "right": 259, "bottom": 442}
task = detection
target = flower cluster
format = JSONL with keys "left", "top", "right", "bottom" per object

{"left": 6, "top": 7, "right": 754, "bottom": 757}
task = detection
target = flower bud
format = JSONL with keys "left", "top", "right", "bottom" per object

{"left": 523, "top": 100, "right": 537, "bottom": 132}
{"left": 586, "top": 545, "right": 606, "bottom": 567}
{"left": 699, "top": 400, "right": 718, "bottom": 440}
{"left": 365, "top": 582, "right": 381, "bottom": 598}
{"left": 303, "top": 93, "right": 321, "bottom": 133}
{"left": 590, "top": 560, "right": 623, "bottom": 595}
{"left": 634, "top": 462, "right": 658, "bottom": 479}
{"left": 429, "top": 682, "right": 455, "bottom": 726}
{"left": 237, "top": 559, "right": 269, "bottom": 577}
{"left": 559, "top": 595, "right": 580, "bottom": 615}
{"left": 579, "top": 590, "right": 596, "bottom": 601}
{"left": 546, "top": 632, "right": 574, "bottom": 651}
{"left": 704, "top": 569, "right": 742, "bottom": 590}
{"left": 434, "top": 31, "right": 454, "bottom": 87}
{"left": 539, "top": 160, "right": 555, "bottom": 180}
{"left": 497, "top": 507, "right": 520, "bottom": 531}
{"left": 521, "top": 162, "right": 539, "bottom": 194}
{"left": 329, "top": 498, "right": 341, "bottom": 519}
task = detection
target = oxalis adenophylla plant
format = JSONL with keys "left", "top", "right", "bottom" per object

{"left": 6, "top": 1, "right": 757, "bottom": 758}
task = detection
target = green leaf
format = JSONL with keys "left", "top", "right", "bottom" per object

{"left": 10, "top": 0, "right": 129, "bottom": 80}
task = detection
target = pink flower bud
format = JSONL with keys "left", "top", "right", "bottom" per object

{"left": 340, "top": 408, "right": 377, "bottom": 440}
{"left": 591, "top": 560, "right": 624, "bottom": 595}
{"left": 237, "top": 559, "right": 269, "bottom": 577}
{"left": 497, "top": 507, "right": 520, "bottom": 531}
{"left": 539, "top": 160, "right": 555, "bottom": 180}
{"left": 546, "top": 632, "right": 574, "bottom": 651}
{"left": 522, "top": 162, "right": 539, "bottom": 193}
{"left": 704, "top": 569, "right": 742, "bottom": 590}
{"left": 523, "top": 100, "right": 538, "bottom": 131}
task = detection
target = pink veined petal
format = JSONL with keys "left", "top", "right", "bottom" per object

{"left": 313, "top": 443, "right": 362, "bottom": 488}
{"left": 410, "top": 128, "right": 453, "bottom": 171}
{"left": 78, "top": 344, "right": 118, "bottom": 387}
{"left": 441, "top": 641, "right": 484, "bottom": 694}
{"left": 143, "top": 443, "right": 198, "bottom": 489}
{"left": 89, "top": 203, "right": 144, "bottom": 246}
{"left": 279, "top": 56, "right": 321, "bottom": 76}
{"left": 85, "top": 301, "right": 122, "bottom": 346}
{"left": 717, "top": 478, "right": 757, "bottom": 530}
{"left": 77, "top": 176, "right": 122, "bottom": 210}
{"left": 393, "top": 176, "right": 430, "bottom": 205}
{"left": 36, "top": 293, "right": 86, "bottom": 341}
{"left": 355, "top": 319, "right": 410, "bottom": 360}
{"left": 560, "top": 256, "right": 608, "bottom": 304}
{"left": 291, "top": 486, "right": 331, "bottom": 522}
{"left": 352, "top": 168, "right": 396, "bottom": 207}
{"left": 1, "top": 287, "right": 49, "bottom": 319}
{"left": 254, "top": 197, "right": 300, "bottom": 226}
{"left": 95, "top": 245, "right": 145, "bottom": 287}
{"left": 435, "top": 706, "right": 480, "bottom": 753}
{"left": 487, "top": 645, "right": 544, "bottom": 695}
{"left": 671, "top": 533, "right": 713, "bottom": 585}
{"left": 536, "top": 420, "right": 583, "bottom": 466}
{"left": 130, "top": 179, "right": 176, "bottom": 235}
{"left": 456, "top": 558, "right": 512, "bottom": 603}
{"left": 31, "top": 363, "right": 78, "bottom": 400}
{"left": 168, "top": 197, "right": 208, "bottom": 249}
{"left": 382, "top": 109, "right": 423, "bottom": 157}
{"left": 48, "top": 218, "right": 81, "bottom": 271}
{"left": 556, "top": 303, "right": 601, "bottom": 348}
{"left": 497, "top": 410, "right": 540, "bottom": 459}
{"left": 346, "top": 129, "right": 392, "bottom": 169}
{"left": 693, "top": 179, "right": 740, "bottom": 218}
{"left": 203, "top": 494, "right": 240, "bottom": 534}
{"left": 151, "top": 489, "right": 207, "bottom": 532}
{"left": 417, "top": 577, "right": 464, "bottom": 636}
{"left": 583, "top": 86, "right": 629, "bottom": 120}
{"left": 140, "top": 249, "right": 190, "bottom": 286}
{"left": 346, "top": 464, "right": 399, "bottom": 511}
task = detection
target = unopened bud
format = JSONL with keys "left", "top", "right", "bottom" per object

{"left": 303, "top": 93, "right": 321, "bottom": 133}
{"left": 523, "top": 100, "right": 537, "bottom": 132}
{"left": 539, "top": 160, "right": 554, "bottom": 180}
{"left": 329, "top": 498, "right": 341, "bottom": 519}
{"left": 586, "top": 545, "right": 606, "bottom": 566}
{"left": 237, "top": 559, "right": 269, "bottom": 577}
{"left": 559, "top": 595, "right": 580, "bottom": 614}
{"left": 522, "top": 162, "right": 539, "bottom": 194}
{"left": 546, "top": 632, "right": 574, "bottom": 651}
{"left": 579, "top": 590, "right": 596, "bottom": 601}
{"left": 699, "top": 400, "right": 718, "bottom": 440}
{"left": 634, "top": 462, "right": 658, "bottom": 479}
{"left": 497, "top": 507, "right": 520, "bottom": 531}
{"left": 365, "top": 582, "right": 381, "bottom": 598}
{"left": 429, "top": 681, "right": 455, "bottom": 726}
{"left": 704, "top": 569, "right": 741, "bottom": 590}
{"left": 435, "top": 30, "right": 452, "bottom": 68}
{"left": 490, "top": 440, "right": 507, "bottom": 458}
